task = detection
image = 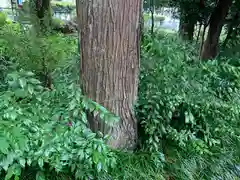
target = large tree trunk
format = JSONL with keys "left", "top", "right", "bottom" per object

{"left": 200, "top": 0, "right": 233, "bottom": 60}
{"left": 76, "top": 0, "right": 141, "bottom": 149}
{"left": 140, "top": 2, "right": 144, "bottom": 41}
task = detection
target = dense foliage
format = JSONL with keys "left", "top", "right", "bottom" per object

{"left": 0, "top": 12, "right": 6, "bottom": 27}
{"left": 1, "top": 0, "right": 240, "bottom": 178}
{"left": 0, "top": 69, "right": 118, "bottom": 179}
{"left": 0, "top": 22, "right": 120, "bottom": 180}
{"left": 137, "top": 32, "right": 240, "bottom": 179}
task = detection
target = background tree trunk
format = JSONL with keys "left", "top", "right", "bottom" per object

{"left": 200, "top": 0, "right": 233, "bottom": 60}
{"left": 196, "top": 23, "right": 202, "bottom": 42}
{"left": 76, "top": 0, "right": 141, "bottom": 149}
{"left": 178, "top": 5, "right": 197, "bottom": 41}
{"left": 35, "top": 0, "right": 50, "bottom": 19}
{"left": 223, "top": 11, "right": 240, "bottom": 47}
{"left": 29, "top": 0, "right": 51, "bottom": 30}
{"left": 150, "top": 0, "right": 154, "bottom": 36}
{"left": 179, "top": 18, "right": 195, "bottom": 41}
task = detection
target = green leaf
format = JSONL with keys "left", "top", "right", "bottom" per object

{"left": 2, "top": 153, "right": 16, "bottom": 171}
{"left": 27, "top": 158, "right": 32, "bottom": 166}
{"left": 13, "top": 165, "right": 21, "bottom": 176}
{"left": 85, "top": 100, "right": 96, "bottom": 112}
{"left": 38, "top": 158, "right": 44, "bottom": 168}
{"left": 93, "top": 152, "right": 99, "bottom": 164}
{"left": 19, "top": 158, "right": 26, "bottom": 167}
{"left": 36, "top": 96, "right": 42, "bottom": 102}
{"left": 12, "top": 127, "right": 22, "bottom": 137}
{"left": 99, "top": 113, "right": 105, "bottom": 120}
{"left": 97, "top": 145, "right": 102, "bottom": 153}
{"left": 185, "top": 111, "right": 189, "bottom": 124}
{"left": 97, "top": 162, "right": 102, "bottom": 172}
{"left": 19, "top": 78, "right": 27, "bottom": 88}
{"left": 7, "top": 73, "right": 18, "bottom": 81}
{"left": 75, "top": 170, "right": 83, "bottom": 179}
{"left": 188, "top": 111, "right": 194, "bottom": 124}
{"left": 81, "top": 112, "right": 87, "bottom": 123}
{"left": 25, "top": 71, "right": 35, "bottom": 77}
{"left": 71, "top": 164, "right": 76, "bottom": 172}
{"left": 185, "top": 111, "right": 194, "bottom": 124}
{"left": 27, "top": 84, "right": 34, "bottom": 94}
{"left": 78, "top": 149, "right": 84, "bottom": 160}
{"left": 0, "top": 137, "right": 9, "bottom": 154}
{"left": 10, "top": 111, "right": 17, "bottom": 120}
{"left": 86, "top": 133, "right": 96, "bottom": 139}
{"left": 5, "top": 164, "right": 21, "bottom": 180}
{"left": 36, "top": 171, "right": 45, "bottom": 180}
{"left": 14, "top": 89, "right": 28, "bottom": 98}
{"left": 69, "top": 100, "right": 76, "bottom": 110}
{"left": 29, "top": 78, "right": 41, "bottom": 84}
{"left": 5, "top": 166, "right": 13, "bottom": 180}
{"left": 18, "top": 137, "right": 27, "bottom": 151}
{"left": 73, "top": 109, "right": 79, "bottom": 117}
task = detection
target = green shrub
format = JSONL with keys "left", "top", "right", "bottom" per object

{"left": 51, "top": 18, "right": 65, "bottom": 30}
{"left": 2, "top": 20, "right": 240, "bottom": 179}
{"left": 0, "top": 69, "right": 119, "bottom": 180}
{"left": 143, "top": 14, "right": 165, "bottom": 23}
{"left": 136, "top": 31, "right": 240, "bottom": 178}
{"left": 143, "top": 13, "right": 150, "bottom": 21}
{"left": 100, "top": 151, "right": 165, "bottom": 180}
{"left": 51, "top": 1, "right": 76, "bottom": 12}
{"left": 0, "top": 23, "right": 77, "bottom": 87}
{"left": 154, "top": 15, "right": 165, "bottom": 23}
{"left": 0, "top": 12, "right": 6, "bottom": 26}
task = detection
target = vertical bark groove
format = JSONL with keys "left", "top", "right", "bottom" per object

{"left": 201, "top": 0, "right": 233, "bottom": 60}
{"left": 76, "top": 0, "right": 141, "bottom": 149}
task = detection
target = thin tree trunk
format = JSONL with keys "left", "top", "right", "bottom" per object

{"left": 196, "top": 23, "right": 202, "bottom": 42}
{"left": 29, "top": 0, "right": 51, "bottom": 30}
{"left": 223, "top": 12, "right": 240, "bottom": 47}
{"left": 199, "top": 23, "right": 207, "bottom": 58}
{"left": 76, "top": 0, "right": 141, "bottom": 149}
{"left": 200, "top": 0, "right": 233, "bottom": 60}
{"left": 35, "top": 0, "right": 50, "bottom": 19}
{"left": 179, "top": 6, "right": 197, "bottom": 41}
{"left": 150, "top": 0, "right": 154, "bottom": 35}
{"left": 223, "top": 24, "right": 234, "bottom": 47}
{"left": 179, "top": 20, "right": 195, "bottom": 41}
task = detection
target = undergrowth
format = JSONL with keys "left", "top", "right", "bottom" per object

{"left": 0, "top": 21, "right": 240, "bottom": 180}
{"left": 136, "top": 31, "right": 240, "bottom": 179}
{"left": 0, "top": 69, "right": 120, "bottom": 180}
{"left": 0, "top": 23, "right": 119, "bottom": 180}
{"left": 98, "top": 151, "right": 165, "bottom": 180}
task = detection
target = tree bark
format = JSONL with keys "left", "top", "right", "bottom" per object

{"left": 140, "top": 1, "right": 144, "bottom": 42}
{"left": 76, "top": 0, "right": 141, "bottom": 149}
{"left": 179, "top": 18, "right": 195, "bottom": 41}
{"left": 29, "top": 0, "right": 51, "bottom": 30}
{"left": 35, "top": 0, "right": 50, "bottom": 19}
{"left": 199, "top": 23, "right": 208, "bottom": 58}
{"left": 178, "top": 6, "right": 197, "bottom": 41}
{"left": 196, "top": 23, "right": 202, "bottom": 42}
{"left": 200, "top": 0, "right": 233, "bottom": 60}
{"left": 150, "top": 0, "right": 154, "bottom": 36}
